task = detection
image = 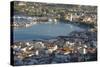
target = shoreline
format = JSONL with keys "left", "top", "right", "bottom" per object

{"left": 13, "top": 30, "right": 97, "bottom": 43}
{"left": 12, "top": 20, "right": 96, "bottom": 28}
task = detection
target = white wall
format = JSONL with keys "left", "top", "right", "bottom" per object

{"left": 0, "top": 0, "right": 99, "bottom": 67}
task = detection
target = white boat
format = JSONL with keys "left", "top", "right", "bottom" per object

{"left": 54, "top": 19, "right": 57, "bottom": 22}
{"left": 48, "top": 18, "right": 53, "bottom": 22}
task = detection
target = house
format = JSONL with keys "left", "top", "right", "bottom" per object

{"left": 26, "top": 42, "right": 30, "bottom": 46}
{"left": 46, "top": 45, "right": 58, "bottom": 54}
{"left": 18, "top": 2, "right": 26, "bottom": 6}
{"left": 35, "top": 50, "right": 39, "bottom": 56}
{"left": 78, "top": 47, "right": 87, "bottom": 54}
{"left": 34, "top": 42, "right": 45, "bottom": 48}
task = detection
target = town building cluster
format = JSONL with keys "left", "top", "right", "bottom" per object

{"left": 12, "top": 1, "right": 97, "bottom": 28}
{"left": 12, "top": 30, "right": 97, "bottom": 65}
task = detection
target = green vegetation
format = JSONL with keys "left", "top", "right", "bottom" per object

{"left": 13, "top": 1, "right": 97, "bottom": 27}
{"left": 13, "top": 1, "right": 97, "bottom": 16}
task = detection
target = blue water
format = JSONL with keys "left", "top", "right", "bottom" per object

{"left": 14, "top": 22, "right": 90, "bottom": 41}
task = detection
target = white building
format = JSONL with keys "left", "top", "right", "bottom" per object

{"left": 52, "top": 45, "right": 58, "bottom": 51}
{"left": 35, "top": 42, "right": 45, "bottom": 48}
{"left": 35, "top": 50, "right": 39, "bottom": 55}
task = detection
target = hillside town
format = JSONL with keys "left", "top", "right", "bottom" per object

{"left": 12, "top": 1, "right": 97, "bottom": 28}
{"left": 12, "top": 30, "right": 97, "bottom": 65}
